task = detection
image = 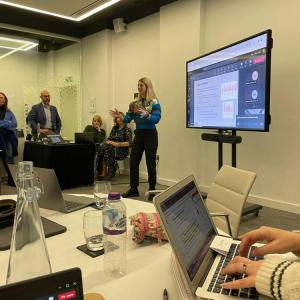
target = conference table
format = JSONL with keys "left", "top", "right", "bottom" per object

{"left": 23, "top": 142, "right": 95, "bottom": 189}
{"left": 0, "top": 195, "right": 179, "bottom": 300}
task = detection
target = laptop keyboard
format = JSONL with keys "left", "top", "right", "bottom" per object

{"left": 65, "top": 200, "right": 83, "bottom": 211}
{"left": 207, "top": 243, "right": 263, "bottom": 299}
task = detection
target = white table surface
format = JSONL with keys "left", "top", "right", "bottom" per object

{"left": 0, "top": 195, "right": 178, "bottom": 300}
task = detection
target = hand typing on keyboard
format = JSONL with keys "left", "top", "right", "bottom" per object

{"left": 220, "top": 256, "right": 262, "bottom": 290}
{"left": 219, "top": 226, "right": 300, "bottom": 300}
{"left": 239, "top": 226, "right": 300, "bottom": 257}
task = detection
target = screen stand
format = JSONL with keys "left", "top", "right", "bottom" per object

{"left": 202, "top": 130, "right": 262, "bottom": 218}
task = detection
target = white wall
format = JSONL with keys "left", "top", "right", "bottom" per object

{"left": 0, "top": 49, "right": 41, "bottom": 130}
{"left": 203, "top": 0, "right": 300, "bottom": 212}
{"left": 81, "top": 30, "right": 112, "bottom": 133}
{"left": 44, "top": 43, "right": 82, "bottom": 138}
{"left": 81, "top": 0, "right": 300, "bottom": 213}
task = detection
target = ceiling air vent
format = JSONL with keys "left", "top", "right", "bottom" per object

{"left": 71, "top": 0, "right": 112, "bottom": 18}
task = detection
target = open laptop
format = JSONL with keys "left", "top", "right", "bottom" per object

{"left": 154, "top": 175, "right": 268, "bottom": 300}
{"left": 47, "top": 134, "right": 65, "bottom": 144}
{"left": 75, "top": 132, "right": 94, "bottom": 144}
{"left": 9, "top": 165, "right": 95, "bottom": 213}
{"left": 0, "top": 267, "right": 84, "bottom": 299}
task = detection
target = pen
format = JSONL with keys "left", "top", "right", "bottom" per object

{"left": 163, "top": 288, "right": 168, "bottom": 300}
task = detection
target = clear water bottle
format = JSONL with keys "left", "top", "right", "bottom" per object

{"left": 103, "top": 192, "right": 127, "bottom": 277}
{"left": 6, "top": 161, "right": 52, "bottom": 284}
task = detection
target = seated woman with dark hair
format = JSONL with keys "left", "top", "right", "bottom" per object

{"left": 97, "top": 114, "right": 132, "bottom": 180}
{"left": 0, "top": 92, "right": 18, "bottom": 164}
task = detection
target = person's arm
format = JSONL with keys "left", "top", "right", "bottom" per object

{"left": 239, "top": 226, "right": 300, "bottom": 257}
{"left": 0, "top": 111, "right": 17, "bottom": 131}
{"left": 98, "top": 129, "right": 106, "bottom": 143}
{"left": 256, "top": 256, "right": 300, "bottom": 299}
{"left": 26, "top": 106, "right": 38, "bottom": 134}
{"left": 123, "top": 113, "right": 133, "bottom": 124}
{"left": 137, "top": 99, "right": 161, "bottom": 124}
{"left": 147, "top": 100, "right": 161, "bottom": 124}
{"left": 55, "top": 108, "right": 62, "bottom": 134}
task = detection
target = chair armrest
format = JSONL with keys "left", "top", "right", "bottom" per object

{"left": 210, "top": 212, "right": 229, "bottom": 217}
{"left": 210, "top": 212, "right": 233, "bottom": 237}
{"left": 145, "top": 190, "right": 165, "bottom": 197}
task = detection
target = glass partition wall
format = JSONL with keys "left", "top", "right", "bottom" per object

{"left": 0, "top": 31, "right": 82, "bottom": 140}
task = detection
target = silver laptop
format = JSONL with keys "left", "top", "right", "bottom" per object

{"left": 154, "top": 175, "right": 268, "bottom": 300}
{"left": 9, "top": 165, "right": 95, "bottom": 213}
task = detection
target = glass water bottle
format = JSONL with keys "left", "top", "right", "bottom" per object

{"left": 6, "top": 161, "right": 52, "bottom": 284}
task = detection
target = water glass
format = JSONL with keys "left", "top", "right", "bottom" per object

{"left": 83, "top": 210, "right": 103, "bottom": 251}
{"left": 94, "top": 181, "right": 111, "bottom": 209}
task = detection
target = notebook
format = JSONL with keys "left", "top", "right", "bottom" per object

{"left": 154, "top": 175, "right": 268, "bottom": 300}
{"left": 75, "top": 132, "right": 94, "bottom": 144}
{"left": 9, "top": 165, "right": 95, "bottom": 213}
{"left": 0, "top": 216, "right": 66, "bottom": 251}
{"left": 0, "top": 267, "right": 84, "bottom": 300}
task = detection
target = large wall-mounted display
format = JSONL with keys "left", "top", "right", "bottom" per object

{"left": 186, "top": 30, "right": 273, "bottom": 132}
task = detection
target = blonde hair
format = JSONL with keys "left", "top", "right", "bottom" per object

{"left": 136, "top": 77, "right": 157, "bottom": 101}
{"left": 92, "top": 115, "right": 102, "bottom": 126}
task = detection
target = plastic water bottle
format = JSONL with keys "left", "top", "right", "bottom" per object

{"left": 6, "top": 161, "right": 52, "bottom": 284}
{"left": 102, "top": 192, "right": 127, "bottom": 277}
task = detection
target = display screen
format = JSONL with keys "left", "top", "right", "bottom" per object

{"left": 47, "top": 135, "right": 63, "bottom": 144}
{"left": 186, "top": 30, "right": 272, "bottom": 131}
{"left": 160, "top": 180, "right": 215, "bottom": 280}
{"left": 0, "top": 268, "right": 84, "bottom": 300}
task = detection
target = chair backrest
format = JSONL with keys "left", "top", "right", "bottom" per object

{"left": 205, "top": 165, "right": 257, "bottom": 238}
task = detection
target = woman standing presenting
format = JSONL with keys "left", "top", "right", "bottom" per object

{"left": 111, "top": 77, "right": 161, "bottom": 199}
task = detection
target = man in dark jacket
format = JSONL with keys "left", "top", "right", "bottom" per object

{"left": 26, "top": 90, "right": 62, "bottom": 136}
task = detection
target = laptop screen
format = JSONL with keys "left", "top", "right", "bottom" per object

{"left": 159, "top": 179, "right": 216, "bottom": 281}
{"left": 47, "top": 134, "right": 63, "bottom": 144}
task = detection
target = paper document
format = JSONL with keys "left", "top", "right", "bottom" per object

{"left": 210, "top": 235, "right": 232, "bottom": 256}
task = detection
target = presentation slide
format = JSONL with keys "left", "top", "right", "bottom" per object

{"left": 193, "top": 71, "right": 239, "bottom": 127}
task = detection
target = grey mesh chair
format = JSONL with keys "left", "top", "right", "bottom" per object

{"left": 205, "top": 165, "right": 257, "bottom": 238}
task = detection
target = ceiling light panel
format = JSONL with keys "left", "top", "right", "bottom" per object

{"left": 0, "top": 36, "right": 38, "bottom": 51}
{"left": 0, "top": 0, "right": 121, "bottom": 21}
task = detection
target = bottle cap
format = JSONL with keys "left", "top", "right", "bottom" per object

{"left": 108, "top": 192, "right": 121, "bottom": 200}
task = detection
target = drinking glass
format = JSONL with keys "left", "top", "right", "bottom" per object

{"left": 83, "top": 210, "right": 103, "bottom": 251}
{"left": 94, "top": 181, "right": 111, "bottom": 209}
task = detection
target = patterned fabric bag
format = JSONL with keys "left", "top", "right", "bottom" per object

{"left": 130, "top": 212, "right": 168, "bottom": 243}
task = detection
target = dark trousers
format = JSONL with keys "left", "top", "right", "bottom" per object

{"left": 130, "top": 129, "right": 158, "bottom": 190}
